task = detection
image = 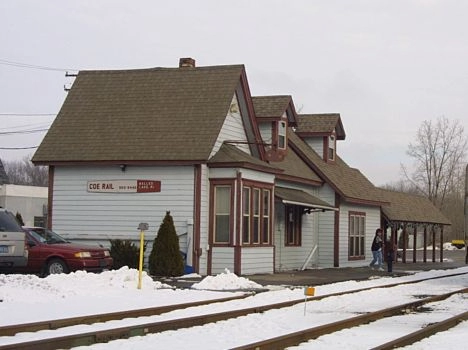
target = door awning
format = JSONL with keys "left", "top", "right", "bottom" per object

{"left": 275, "top": 187, "right": 338, "bottom": 211}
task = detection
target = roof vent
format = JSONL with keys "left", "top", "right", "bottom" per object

{"left": 179, "top": 57, "right": 196, "bottom": 68}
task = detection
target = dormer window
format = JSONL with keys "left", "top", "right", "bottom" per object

{"left": 328, "top": 134, "right": 336, "bottom": 161}
{"left": 278, "top": 121, "right": 287, "bottom": 149}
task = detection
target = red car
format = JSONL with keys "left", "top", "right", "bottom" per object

{"left": 21, "top": 227, "right": 113, "bottom": 276}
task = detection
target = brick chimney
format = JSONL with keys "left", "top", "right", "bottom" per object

{"left": 179, "top": 57, "right": 196, "bottom": 68}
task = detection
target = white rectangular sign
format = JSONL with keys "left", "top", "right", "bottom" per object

{"left": 87, "top": 180, "right": 161, "bottom": 193}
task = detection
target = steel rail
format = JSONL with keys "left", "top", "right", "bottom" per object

{"left": 0, "top": 272, "right": 466, "bottom": 350}
{"left": 0, "top": 293, "right": 251, "bottom": 337}
{"left": 371, "top": 310, "right": 468, "bottom": 350}
{"left": 231, "top": 288, "right": 468, "bottom": 350}
{"left": 2, "top": 288, "right": 467, "bottom": 350}
{"left": 2, "top": 270, "right": 466, "bottom": 338}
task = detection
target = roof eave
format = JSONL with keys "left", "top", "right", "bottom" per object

{"left": 207, "top": 161, "right": 283, "bottom": 174}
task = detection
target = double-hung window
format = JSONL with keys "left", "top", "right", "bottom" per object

{"left": 278, "top": 121, "right": 287, "bottom": 149}
{"left": 214, "top": 185, "right": 232, "bottom": 244}
{"left": 349, "top": 211, "right": 365, "bottom": 259}
{"left": 242, "top": 184, "right": 271, "bottom": 245}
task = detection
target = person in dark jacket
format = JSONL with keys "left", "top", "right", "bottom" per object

{"left": 369, "top": 228, "right": 383, "bottom": 270}
{"left": 384, "top": 235, "right": 396, "bottom": 273}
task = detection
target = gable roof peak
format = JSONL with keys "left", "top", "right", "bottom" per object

{"left": 32, "top": 61, "right": 249, "bottom": 164}
{"left": 252, "top": 95, "right": 298, "bottom": 126}
{"left": 296, "top": 113, "right": 346, "bottom": 140}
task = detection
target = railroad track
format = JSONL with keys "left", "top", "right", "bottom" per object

{"left": 1, "top": 271, "right": 467, "bottom": 350}
{"left": 233, "top": 288, "right": 468, "bottom": 349}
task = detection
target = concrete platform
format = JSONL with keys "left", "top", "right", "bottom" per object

{"left": 156, "top": 250, "right": 467, "bottom": 289}
{"left": 159, "top": 258, "right": 466, "bottom": 289}
{"left": 246, "top": 260, "right": 465, "bottom": 288}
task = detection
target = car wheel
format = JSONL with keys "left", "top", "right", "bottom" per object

{"left": 46, "top": 258, "right": 69, "bottom": 275}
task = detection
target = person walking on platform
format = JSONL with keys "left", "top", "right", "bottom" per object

{"left": 384, "top": 235, "right": 396, "bottom": 273}
{"left": 369, "top": 228, "right": 383, "bottom": 271}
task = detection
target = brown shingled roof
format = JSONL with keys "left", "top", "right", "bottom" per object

{"left": 252, "top": 95, "right": 291, "bottom": 118}
{"left": 208, "top": 143, "right": 281, "bottom": 174}
{"left": 379, "top": 188, "right": 451, "bottom": 225}
{"left": 32, "top": 64, "right": 246, "bottom": 164}
{"left": 274, "top": 148, "right": 322, "bottom": 185}
{"left": 288, "top": 129, "right": 387, "bottom": 205}
{"left": 252, "top": 95, "right": 298, "bottom": 127}
{"left": 296, "top": 114, "right": 346, "bottom": 140}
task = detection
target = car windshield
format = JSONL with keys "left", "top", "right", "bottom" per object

{"left": 0, "top": 210, "right": 24, "bottom": 232}
{"left": 27, "top": 228, "right": 68, "bottom": 244}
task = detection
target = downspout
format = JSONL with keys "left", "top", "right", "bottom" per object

{"left": 301, "top": 245, "right": 317, "bottom": 271}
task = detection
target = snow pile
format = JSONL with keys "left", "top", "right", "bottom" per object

{"left": 0, "top": 267, "right": 172, "bottom": 302}
{"left": 443, "top": 242, "right": 465, "bottom": 251}
{"left": 0, "top": 267, "right": 261, "bottom": 305}
{"left": 191, "top": 268, "right": 263, "bottom": 290}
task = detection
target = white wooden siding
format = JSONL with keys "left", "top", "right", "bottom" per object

{"left": 338, "top": 202, "right": 380, "bottom": 267}
{"left": 211, "top": 247, "right": 235, "bottom": 275}
{"left": 241, "top": 247, "right": 274, "bottom": 275}
{"left": 317, "top": 184, "right": 336, "bottom": 267}
{"left": 52, "top": 166, "right": 195, "bottom": 251}
{"left": 274, "top": 183, "right": 321, "bottom": 271}
{"left": 209, "top": 168, "right": 275, "bottom": 185}
{"left": 259, "top": 123, "right": 272, "bottom": 147}
{"left": 210, "top": 94, "right": 250, "bottom": 158}
{"left": 239, "top": 169, "right": 275, "bottom": 184}
{"left": 304, "top": 137, "right": 324, "bottom": 159}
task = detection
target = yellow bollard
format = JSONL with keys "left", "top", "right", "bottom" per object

{"left": 137, "top": 223, "right": 149, "bottom": 290}
{"left": 304, "top": 286, "right": 316, "bottom": 315}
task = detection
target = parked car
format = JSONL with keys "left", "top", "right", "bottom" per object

{"left": 0, "top": 208, "right": 28, "bottom": 270}
{"left": 21, "top": 227, "right": 113, "bottom": 276}
{"left": 451, "top": 239, "right": 466, "bottom": 249}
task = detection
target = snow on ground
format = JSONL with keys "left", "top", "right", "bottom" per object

{"left": 1, "top": 256, "right": 467, "bottom": 349}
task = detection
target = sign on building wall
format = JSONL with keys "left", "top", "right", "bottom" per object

{"left": 87, "top": 180, "right": 161, "bottom": 193}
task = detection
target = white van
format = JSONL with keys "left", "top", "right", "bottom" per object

{"left": 0, "top": 208, "right": 28, "bottom": 269}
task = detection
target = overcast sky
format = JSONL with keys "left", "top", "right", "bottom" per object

{"left": 1, "top": 0, "right": 467, "bottom": 186}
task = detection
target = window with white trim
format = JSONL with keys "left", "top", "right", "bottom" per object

{"left": 214, "top": 186, "right": 231, "bottom": 244}
{"left": 278, "top": 121, "right": 287, "bottom": 149}
{"left": 242, "top": 187, "right": 250, "bottom": 244}
{"left": 242, "top": 184, "right": 271, "bottom": 245}
{"left": 349, "top": 211, "right": 365, "bottom": 259}
{"left": 262, "top": 189, "right": 270, "bottom": 243}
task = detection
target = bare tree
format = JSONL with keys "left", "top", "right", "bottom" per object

{"left": 380, "top": 179, "right": 420, "bottom": 194}
{"left": 3, "top": 156, "right": 48, "bottom": 187}
{"left": 402, "top": 116, "right": 467, "bottom": 209}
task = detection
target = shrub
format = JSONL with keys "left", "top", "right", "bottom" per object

{"left": 148, "top": 211, "right": 184, "bottom": 277}
{"left": 15, "top": 212, "right": 24, "bottom": 226}
{"left": 109, "top": 239, "right": 146, "bottom": 269}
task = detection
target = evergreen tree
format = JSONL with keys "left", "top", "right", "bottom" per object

{"left": 148, "top": 211, "right": 184, "bottom": 277}
{"left": 16, "top": 212, "right": 25, "bottom": 226}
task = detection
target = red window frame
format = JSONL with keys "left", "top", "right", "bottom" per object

{"left": 242, "top": 181, "right": 272, "bottom": 246}
{"left": 349, "top": 211, "right": 366, "bottom": 260}
{"left": 285, "top": 205, "right": 302, "bottom": 246}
